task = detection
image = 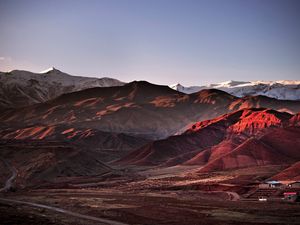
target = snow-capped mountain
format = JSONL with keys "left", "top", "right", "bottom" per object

{"left": 170, "top": 80, "right": 300, "bottom": 100}
{"left": 0, "top": 67, "right": 125, "bottom": 108}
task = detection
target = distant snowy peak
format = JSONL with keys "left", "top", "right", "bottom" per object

{"left": 209, "top": 80, "right": 249, "bottom": 88}
{"left": 170, "top": 80, "right": 300, "bottom": 100}
{"left": 39, "top": 67, "right": 58, "bottom": 73}
{"left": 170, "top": 83, "right": 203, "bottom": 94}
{"left": 0, "top": 68, "right": 125, "bottom": 108}
{"left": 209, "top": 80, "right": 300, "bottom": 88}
{"left": 169, "top": 83, "right": 185, "bottom": 92}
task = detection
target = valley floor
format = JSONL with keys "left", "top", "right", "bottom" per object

{"left": 1, "top": 188, "right": 300, "bottom": 225}
{"left": 1, "top": 165, "right": 300, "bottom": 225}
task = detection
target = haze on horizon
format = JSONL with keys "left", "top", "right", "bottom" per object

{"left": 0, "top": 0, "right": 299, "bottom": 86}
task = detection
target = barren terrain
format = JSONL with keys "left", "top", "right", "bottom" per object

{"left": 0, "top": 162, "right": 300, "bottom": 225}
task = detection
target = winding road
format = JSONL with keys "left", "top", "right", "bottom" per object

{"left": 0, "top": 158, "right": 128, "bottom": 225}
{"left": 0, "top": 197, "right": 128, "bottom": 225}
{"left": 0, "top": 158, "right": 17, "bottom": 192}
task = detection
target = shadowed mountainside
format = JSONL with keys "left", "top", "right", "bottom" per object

{"left": 1, "top": 81, "right": 299, "bottom": 140}
{"left": 0, "top": 125, "right": 148, "bottom": 154}
{"left": 0, "top": 140, "right": 112, "bottom": 188}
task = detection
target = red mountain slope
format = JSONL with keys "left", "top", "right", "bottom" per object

{"left": 289, "top": 113, "right": 300, "bottom": 126}
{"left": 272, "top": 161, "right": 300, "bottom": 181}
{"left": 199, "top": 127, "right": 300, "bottom": 172}
{"left": 117, "top": 125, "right": 225, "bottom": 166}
{"left": 117, "top": 108, "right": 296, "bottom": 166}
{"left": 183, "top": 138, "right": 242, "bottom": 166}
{"left": 185, "top": 108, "right": 291, "bottom": 136}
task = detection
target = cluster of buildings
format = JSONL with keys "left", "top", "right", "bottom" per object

{"left": 252, "top": 181, "right": 300, "bottom": 202}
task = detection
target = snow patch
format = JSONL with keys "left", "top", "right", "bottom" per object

{"left": 170, "top": 80, "right": 300, "bottom": 100}
{"left": 39, "top": 67, "right": 57, "bottom": 73}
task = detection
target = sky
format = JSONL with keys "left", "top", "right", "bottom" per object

{"left": 0, "top": 0, "right": 299, "bottom": 86}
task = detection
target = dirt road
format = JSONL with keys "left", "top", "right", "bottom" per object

{"left": 0, "top": 197, "right": 128, "bottom": 225}
{"left": 0, "top": 158, "right": 17, "bottom": 192}
{"left": 0, "top": 159, "right": 128, "bottom": 225}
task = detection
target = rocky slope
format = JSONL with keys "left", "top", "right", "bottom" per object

{"left": 0, "top": 67, "right": 124, "bottom": 109}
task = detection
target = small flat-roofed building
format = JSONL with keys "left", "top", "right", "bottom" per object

{"left": 288, "top": 181, "right": 300, "bottom": 188}
{"left": 283, "top": 192, "right": 299, "bottom": 202}
{"left": 258, "top": 196, "right": 267, "bottom": 201}
{"left": 259, "top": 181, "right": 283, "bottom": 188}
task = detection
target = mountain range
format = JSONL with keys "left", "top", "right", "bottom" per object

{"left": 1, "top": 68, "right": 300, "bottom": 110}
{"left": 1, "top": 80, "right": 299, "bottom": 140}
{"left": 170, "top": 80, "right": 300, "bottom": 100}
{"left": 0, "top": 68, "right": 299, "bottom": 188}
